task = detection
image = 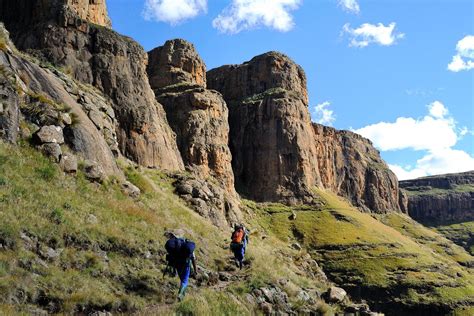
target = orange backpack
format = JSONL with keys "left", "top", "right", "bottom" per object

{"left": 232, "top": 228, "right": 244, "bottom": 244}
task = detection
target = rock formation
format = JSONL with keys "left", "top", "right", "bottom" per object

{"left": 207, "top": 52, "right": 321, "bottom": 204}
{"left": 66, "top": 0, "right": 112, "bottom": 28}
{"left": 147, "top": 39, "right": 240, "bottom": 226}
{"left": 0, "top": 0, "right": 184, "bottom": 171}
{"left": 400, "top": 171, "right": 474, "bottom": 223}
{"left": 208, "top": 52, "right": 403, "bottom": 212}
{"left": 313, "top": 123, "right": 402, "bottom": 213}
{"left": 0, "top": 23, "right": 118, "bottom": 175}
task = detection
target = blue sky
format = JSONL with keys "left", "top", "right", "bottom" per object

{"left": 107, "top": 0, "right": 473, "bottom": 180}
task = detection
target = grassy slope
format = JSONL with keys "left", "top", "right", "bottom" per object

{"left": 0, "top": 141, "right": 337, "bottom": 315}
{"left": 249, "top": 189, "right": 474, "bottom": 315}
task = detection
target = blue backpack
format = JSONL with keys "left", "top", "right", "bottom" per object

{"left": 165, "top": 237, "right": 195, "bottom": 266}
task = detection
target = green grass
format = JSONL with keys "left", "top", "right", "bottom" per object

{"left": 251, "top": 188, "right": 474, "bottom": 313}
{"left": 435, "top": 221, "right": 474, "bottom": 256}
{"left": 0, "top": 141, "right": 332, "bottom": 314}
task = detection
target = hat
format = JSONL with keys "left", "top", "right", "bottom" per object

{"left": 164, "top": 228, "right": 185, "bottom": 239}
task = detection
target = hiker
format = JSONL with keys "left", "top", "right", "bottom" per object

{"left": 164, "top": 230, "right": 197, "bottom": 301}
{"left": 230, "top": 224, "right": 249, "bottom": 269}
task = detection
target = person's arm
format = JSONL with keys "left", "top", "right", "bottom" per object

{"left": 191, "top": 253, "right": 197, "bottom": 275}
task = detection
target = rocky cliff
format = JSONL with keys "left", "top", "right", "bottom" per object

{"left": 400, "top": 171, "right": 474, "bottom": 223}
{"left": 207, "top": 52, "right": 402, "bottom": 212}
{"left": 207, "top": 52, "right": 321, "bottom": 204}
{"left": 147, "top": 39, "right": 240, "bottom": 226}
{"left": 0, "top": 0, "right": 184, "bottom": 171}
{"left": 313, "top": 124, "right": 403, "bottom": 213}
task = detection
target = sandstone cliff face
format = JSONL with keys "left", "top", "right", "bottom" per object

{"left": 66, "top": 0, "right": 112, "bottom": 28}
{"left": 313, "top": 124, "right": 402, "bottom": 213}
{"left": 0, "top": 0, "right": 184, "bottom": 171}
{"left": 207, "top": 52, "right": 321, "bottom": 204}
{"left": 147, "top": 39, "right": 240, "bottom": 226}
{"left": 400, "top": 171, "right": 474, "bottom": 223}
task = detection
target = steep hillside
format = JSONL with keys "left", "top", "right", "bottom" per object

{"left": 251, "top": 190, "right": 474, "bottom": 315}
{"left": 0, "top": 140, "right": 368, "bottom": 315}
{"left": 400, "top": 171, "right": 474, "bottom": 255}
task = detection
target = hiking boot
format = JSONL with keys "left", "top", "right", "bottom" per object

{"left": 239, "top": 261, "right": 243, "bottom": 270}
{"left": 178, "top": 286, "right": 186, "bottom": 301}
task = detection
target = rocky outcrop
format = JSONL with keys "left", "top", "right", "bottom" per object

{"left": 313, "top": 123, "right": 402, "bottom": 213}
{"left": 207, "top": 52, "right": 321, "bottom": 204}
{"left": 400, "top": 171, "right": 474, "bottom": 223}
{"left": 0, "top": 23, "right": 119, "bottom": 175}
{"left": 208, "top": 51, "right": 402, "bottom": 211}
{"left": 147, "top": 39, "right": 240, "bottom": 226}
{"left": 66, "top": 0, "right": 112, "bottom": 28}
{"left": 147, "top": 39, "right": 206, "bottom": 90}
{"left": 0, "top": 0, "right": 184, "bottom": 171}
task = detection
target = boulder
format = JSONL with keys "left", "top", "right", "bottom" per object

{"left": 39, "top": 143, "right": 62, "bottom": 162}
{"left": 59, "top": 153, "right": 78, "bottom": 173}
{"left": 327, "top": 286, "right": 347, "bottom": 302}
{"left": 33, "top": 125, "right": 64, "bottom": 144}
{"left": 83, "top": 160, "right": 105, "bottom": 182}
{"left": 121, "top": 180, "right": 141, "bottom": 198}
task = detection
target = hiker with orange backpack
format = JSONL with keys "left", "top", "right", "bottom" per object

{"left": 164, "top": 230, "right": 197, "bottom": 301}
{"left": 230, "top": 224, "right": 249, "bottom": 269}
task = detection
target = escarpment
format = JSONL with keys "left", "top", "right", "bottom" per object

{"left": 207, "top": 52, "right": 321, "bottom": 204}
{"left": 207, "top": 52, "right": 403, "bottom": 212}
{"left": 400, "top": 171, "right": 474, "bottom": 223}
{"left": 313, "top": 124, "right": 403, "bottom": 213}
{"left": 0, "top": 0, "right": 184, "bottom": 171}
{"left": 147, "top": 39, "right": 240, "bottom": 226}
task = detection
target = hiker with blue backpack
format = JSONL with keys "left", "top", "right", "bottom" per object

{"left": 164, "top": 230, "right": 197, "bottom": 301}
{"left": 230, "top": 224, "right": 249, "bottom": 269}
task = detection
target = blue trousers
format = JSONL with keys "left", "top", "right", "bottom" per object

{"left": 233, "top": 240, "right": 246, "bottom": 263}
{"left": 177, "top": 263, "right": 191, "bottom": 292}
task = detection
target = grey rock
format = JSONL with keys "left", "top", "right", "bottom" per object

{"left": 121, "top": 181, "right": 141, "bottom": 198}
{"left": 59, "top": 153, "right": 78, "bottom": 173}
{"left": 83, "top": 160, "right": 105, "bottom": 182}
{"left": 291, "top": 242, "right": 302, "bottom": 251}
{"left": 40, "top": 143, "right": 62, "bottom": 162}
{"left": 60, "top": 112, "right": 72, "bottom": 125}
{"left": 327, "top": 286, "right": 347, "bottom": 303}
{"left": 33, "top": 125, "right": 64, "bottom": 144}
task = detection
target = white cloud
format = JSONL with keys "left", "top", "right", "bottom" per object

{"left": 448, "top": 35, "right": 474, "bottom": 72}
{"left": 354, "top": 101, "right": 457, "bottom": 151}
{"left": 212, "top": 0, "right": 301, "bottom": 34}
{"left": 428, "top": 100, "right": 449, "bottom": 119}
{"left": 390, "top": 149, "right": 474, "bottom": 180}
{"left": 338, "top": 0, "right": 360, "bottom": 14}
{"left": 342, "top": 22, "right": 405, "bottom": 47}
{"left": 354, "top": 101, "right": 474, "bottom": 180}
{"left": 311, "top": 101, "right": 336, "bottom": 126}
{"left": 143, "top": 0, "right": 207, "bottom": 25}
